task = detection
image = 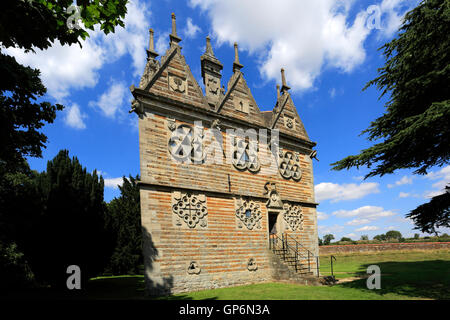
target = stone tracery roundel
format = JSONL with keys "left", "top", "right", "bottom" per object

{"left": 279, "top": 151, "right": 302, "bottom": 181}
{"left": 235, "top": 199, "right": 262, "bottom": 230}
{"left": 168, "top": 124, "right": 205, "bottom": 164}
{"left": 283, "top": 202, "right": 303, "bottom": 231}
{"left": 172, "top": 192, "right": 208, "bottom": 229}
{"left": 232, "top": 137, "right": 260, "bottom": 173}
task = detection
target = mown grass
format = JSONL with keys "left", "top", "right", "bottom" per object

{"left": 4, "top": 250, "right": 449, "bottom": 300}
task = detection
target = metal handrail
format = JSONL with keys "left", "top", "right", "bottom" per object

{"left": 284, "top": 233, "right": 316, "bottom": 273}
{"left": 269, "top": 233, "right": 319, "bottom": 276}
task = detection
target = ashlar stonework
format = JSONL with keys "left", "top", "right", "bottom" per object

{"left": 131, "top": 14, "right": 320, "bottom": 296}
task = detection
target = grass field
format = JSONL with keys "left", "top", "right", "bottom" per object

{"left": 5, "top": 249, "right": 449, "bottom": 300}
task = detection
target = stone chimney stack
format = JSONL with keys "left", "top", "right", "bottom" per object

{"left": 201, "top": 36, "right": 223, "bottom": 105}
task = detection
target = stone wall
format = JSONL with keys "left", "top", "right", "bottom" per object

{"left": 134, "top": 17, "right": 318, "bottom": 295}
{"left": 319, "top": 242, "right": 450, "bottom": 255}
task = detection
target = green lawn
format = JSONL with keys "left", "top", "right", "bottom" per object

{"left": 5, "top": 250, "right": 449, "bottom": 300}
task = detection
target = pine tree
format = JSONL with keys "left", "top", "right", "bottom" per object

{"left": 106, "top": 175, "right": 142, "bottom": 275}
{"left": 24, "top": 150, "right": 110, "bottom": 288}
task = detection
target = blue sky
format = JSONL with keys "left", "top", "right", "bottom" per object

{"left": 7, "top": 0, "right": 449, "bottom": 240}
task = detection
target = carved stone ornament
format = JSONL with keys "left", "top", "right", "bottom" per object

{"left": 283, "top": 203, "right": 303, "bottom": 231}
{"left": 279, "top": 151, "right": 302, "bottom": 181}
{"left": 264, "top": 182, "right": 283, "bottom": 209}
{"left": 247, "top": 258, "right": 258, "bottom": 271}
{"left": 168, "top": 124, "right": 206, "bottom": 164}
{"left": 232, "top": 137, "right": 260, "bottom": 173}
{"left": 211, "top": 119, "right": 221, "bottom": 131}
{"left": 207, "top": 77, "right": 220, "bottom": 96}
{"left": 284, "top": 116, "right": 294, "bottom": 129}
{"left": 129, "top": 99, "right": 144, "bottom": 116}
{"left": 187, "top": 261, "right": 201, "bottom": 275}
{"left": 139, "top": 59, "right": 160, "bottom": 88}
{"left": 172, "top": 192, "right": 208, "bottom": 229}
{"left": 235, "top": 198, "right": 262, "bottom": 230}
{"left": 168, "top": 74, "right": 187, "bottom": 94}
{"left": 167, "top": 118, "right": 176, "bottom": 131}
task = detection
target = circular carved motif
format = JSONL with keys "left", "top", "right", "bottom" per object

{"left": 236, "top": 200, "right": 262, "bottom": 230}
{"left": 232, "top": 138, "right": 260, "bottom": 173}
{"left": 168, "top": 124, "right": 205, "bottom": 163}
{"left": 279, "top": 151, "right": 302, "bottom": 181}
{"left": 173, "top": 193, "right": 208, "bottom": 228}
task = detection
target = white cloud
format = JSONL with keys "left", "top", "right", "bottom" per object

{"left": 104, "top": 177, "right": 124, "bottom": 189}
{"left": 184, "top": 17, "right": 201, "bottom": 38}
{"left": 333, "top": 205, "right": 396, "bottom": 220}
{"left": 318, "top": 224, "right": 345, "bottom": 235}
{"left": 89, "top": 81, "right": 129, "bottom": 118}
{"left": 6, "top": 41, "right": 105, "bottom": 101}
{"left": 344, "top": 233, "right": 357, "bottom": 239}
{"left": 4, "top": 0, "right": 150, "bottom": 101}
{"left": 355, "top": 225, "right": 379, "bottom": 232}
{"left": 424, "top": 165, "right": 450, "bottom": 197}
{"left": 189, "top": 0, "right": 414, "bottom": 92}
{"left": 329, "top": 88, "right": 337, "bottom": 98}
{"left": 315, "top": 182, "right": 379, "bottom": 202}
{"left": 155, "top": 31, "right": 170, "bottom": 55}
{"left": 346, "top": 218, "right": 371, "bottom": 226}
{"left": 64, "top": 104, "right": 87, "bottom": 129}
{"left": 378, "top": 0, "right": 417, "bottom": 38}
{"left": 317, "top": 211, "right": 329, "bottom": 221}
{"left": 398, "top": 192, "right": 410, "bottom": 198}
{"left": 388, "top": 175, "right": 413, "bottom": 188}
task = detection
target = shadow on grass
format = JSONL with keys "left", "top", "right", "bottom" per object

{"left": 337, "top": 260, "right": 450, "bottom": 300}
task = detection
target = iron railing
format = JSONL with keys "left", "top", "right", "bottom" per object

{"left": 269, "top": 232, "right": 320, "bottom": 277}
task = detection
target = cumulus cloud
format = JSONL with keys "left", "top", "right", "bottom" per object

{"left": 317, "top": 211, "right": 329, "bottom": 221}
{"left": 104, "top": 177, "right": 124, "bottom": 189}
{"left": 184, "top": 17, "right": 201, "bottom": 38}
{"left": 346, "top": 218, "right": 371, "bottom": 226}
{"left": 355, "top": 225, "right": 379, "bottom": 232}
{"left": 333, "top": 205, "right": 396, "bottom": 220}
{"left": 424, "top": 165, "right": 450, "bottom": 197}
{"left": 89, "top": 81, "right": 129, "bottom": 118}
{"left": 64, "top": 104, "right": 87, "bottom": 129}
{"left": 4, "top": 0, "right": 150, "bottom": 101}
{"left": 318, "top": 224, "right": 345, "bottom": 235}
{"left": 189, "top": 0, "right": 415, "bottom": 92}
{"left": 315, "top": 182, "right": 379, "bottom": 202}
{"left": 388, "top": 175, "right": 413, "bottom": 188}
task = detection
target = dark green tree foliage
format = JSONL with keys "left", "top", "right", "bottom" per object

{"left": 106, "top": 175, "right": 142, "bottom": 275}
{"left": 373, "top": 234, "right": 387, "bottom": 241}
{"left": 385, "top": 230, "right": 403, "bottom": 240}
{"left": 0, "top": 0, "right": 127, "bottom": 52}
{"left": 407, "top": 186, "right": 450, "bottom": 234}
{"left": 332, "top": 0, "right": 450, "bottom": 177}
{"left": 323, "top": 234, "right": 335, "bottom": 245}
{"left": 0, "top": 241, "right": 35, "bottom": 290}
{"left": 0, "top": 52, "right": 63, "bottom": 173}
{"left": 25, "top": 150, "right": 110, "bottom": 287}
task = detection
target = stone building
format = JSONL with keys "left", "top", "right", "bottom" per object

{"left": 130, "top": 14, "right": 320, "bottom": 296}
